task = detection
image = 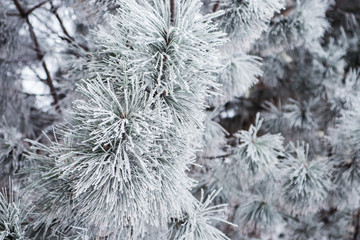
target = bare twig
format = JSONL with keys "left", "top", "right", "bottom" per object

{"left": 26, "top": 0, "right": 49, "bottom": 15}
{"left": 30, "top": 12, "right": 84, "bottom": 55}
{"left": 50, "top": 1, "right": 89, "bottom": 51}
{"left": 13, "top": 0, "right": 61, "bottom": 113}
{"left": 19, "top": 91, "right": 53, "bottom": 97}
{"left": 50, "top": 2, "right": 74, "bottom": 41}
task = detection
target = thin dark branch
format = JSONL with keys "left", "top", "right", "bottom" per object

{"left": 281, "top": 212, "right": 300, "bottom": 223}
{"left": 6, "top": 12, "right": 20, "bottom": 16}
{"left": 30, "top": 11, "right": 60, "bottom": 35}
{"left": 50, "top": 1, "right": 89, "bottom": 51}
{"left": 13, "top": 0, "right": 61, "bottom": 113}
{"left": 26, "top": 0, "right": 49, "bottom": 15}
{"left": 202, "top": 153, "right": 233, "bottom": 159}
{"left": 19, "top": 91, "right": 52, "bottom": 97}
{"left": 29, "top": 65, "right": 48, "bottom": 84}
{"left": 30, "top": 12, "right": 82, "bottom": 53}
{"left": 12, "top": 0, "right": 26, "bottom": 16}
{"left": 50, "top": 2, "right": 74, "bottom": 41}
{"left": 170, "top": 0, "right": 175, "bottom": 23}
{"left": 273, "top": 4, "right": 296, "bottom": 18}
{"left": 28, "top": 13, "right": 82, "bottom": 57}
{"left": 58, "top": 35, "right": 74, "bottom": 44}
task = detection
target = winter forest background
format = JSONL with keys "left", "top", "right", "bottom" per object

{"left": 0, "top": 0, "right": 360, "bottom": 239}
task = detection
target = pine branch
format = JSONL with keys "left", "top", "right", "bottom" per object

{"left": 25, "top": 1, "right": 227, "bottom": 237}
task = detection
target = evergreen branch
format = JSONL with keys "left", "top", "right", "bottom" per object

{"left": 169, "top": 189, "right": 234, "bottom": 240}
{"left": 0, "top": 186, "right": 27, "bottom": 239}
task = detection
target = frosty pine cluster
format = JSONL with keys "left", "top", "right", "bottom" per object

{"left": 0, "top": 0, "right": 360, "bottom": 239}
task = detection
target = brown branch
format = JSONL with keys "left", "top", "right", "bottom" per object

{"left": 212, "top": 0, "right": 220, "bottom": 12}
{"left": 272, "top": 4, "right": 296, "bottom": 19}
{"left": 170, "top": 0, "right": 175, "bottom": 23}
{"left": 13, "top": 0, "right": 61, "bottom": 113}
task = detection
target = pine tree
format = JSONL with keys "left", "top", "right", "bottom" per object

{"left": 1, "top": 0, "right": 360, "bottom": 239}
